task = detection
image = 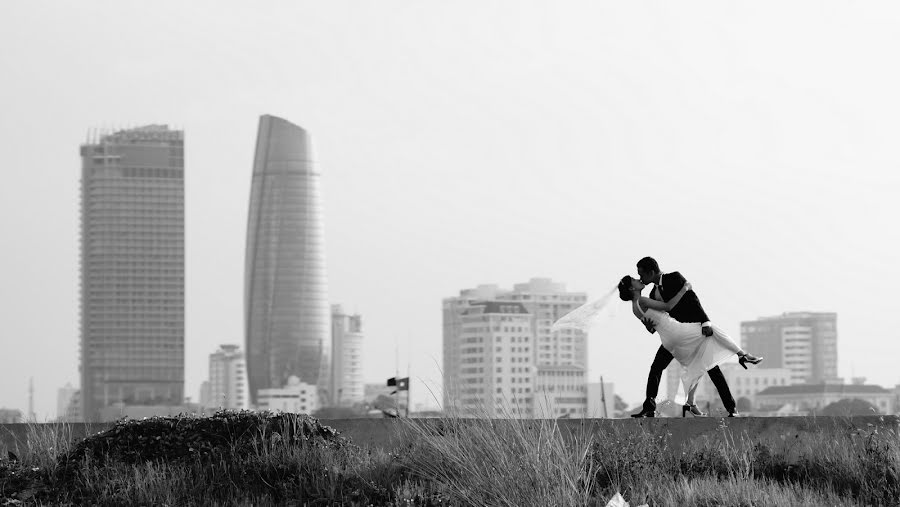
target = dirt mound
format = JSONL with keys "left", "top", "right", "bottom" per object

{"left": 60, "top": 410, "right": 349, "bottom": 467}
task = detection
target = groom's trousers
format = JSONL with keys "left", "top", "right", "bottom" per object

{"left": 643, "top": 345, "right": 736, "bottom": 413}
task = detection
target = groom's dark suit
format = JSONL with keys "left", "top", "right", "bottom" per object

{"left": 642, "top": 271, "right": 736, "bottom": 414}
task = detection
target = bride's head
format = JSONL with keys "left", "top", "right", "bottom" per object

{"left": 617, "top": 275, "right": 645, "bottom": 301}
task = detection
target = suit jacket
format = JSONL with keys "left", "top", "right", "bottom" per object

{"left": 649, "top": 271, "right": 710, "bottom": 324}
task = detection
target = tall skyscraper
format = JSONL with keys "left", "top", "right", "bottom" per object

{"left": 79, "top": 125, "right": 185, "bottom": 422}
{"left": 442, "top": 278, "right": 589, "bottom": 418}
{"left": 204, "top": 344, "right": 249, "bottom": 410}
{"left": 741, "top": 312, "right": 838, "bottom": 384}
{"left": 245, "top": 115, "right": 330, "bottom": 406}
{"left": 330, "top": 305, "right": 364, "bottom": 407}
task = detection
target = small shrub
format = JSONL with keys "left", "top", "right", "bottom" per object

{"left": 60, "top": 410, "right": 347, "bottom": 467}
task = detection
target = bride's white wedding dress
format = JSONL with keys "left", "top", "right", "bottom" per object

{"left": 637, "top": 305, "right": 743, "bottom": 396}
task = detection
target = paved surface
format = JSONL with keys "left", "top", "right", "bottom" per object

{"left": 2, "top": 415, "right": 896, "bottom": 455}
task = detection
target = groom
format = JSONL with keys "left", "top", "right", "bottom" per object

{"left": 630, "top": 256, "right": 738, "bottom": 417}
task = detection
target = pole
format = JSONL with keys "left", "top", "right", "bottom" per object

{"left": 394, "top": 340, "right": 399, "bottom": 417}
{"left": 406, "top": 358, "right": 411, "bottom": 418}
{"left": 600, "top": 376, "right": 608, "bottom": 418}
{"left": 28, "top": 377, "right": 34, "bottom": 422}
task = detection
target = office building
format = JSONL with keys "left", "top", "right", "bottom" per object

{"left": 442, "top": 278, "right": 588, "bottom": 418}
{"left": 506, "top": 278, "right": 588, "bottom": 368}
{"left": 79, "top": 125, "right": 185, "bottom": 422}
{"left": 199, "top": 381, "right": 211, "bottom": 409}
{"left": 741, "top": 312, "right": 838, "bottom": 384}
{"left": 63, "top": 390, "right": 82, "bottom": 422}
{"left": 245, "top": 115, "right": 330, "bottom": 406}
{"left": 57, "top": 383, "right": 78, "bottom": 421}
{"left": 330, "top": 305, "right": 364, "bottom": 406}
{"left": 205, "top": 344, "right": 249, "bottom": 410}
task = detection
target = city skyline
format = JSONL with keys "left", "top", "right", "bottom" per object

{"left": 3, "top": 2, "right": 900, "bottom": 418}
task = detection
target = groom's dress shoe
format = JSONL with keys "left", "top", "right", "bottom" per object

{"left": 727, "top": 411, "right": 741, "bottom": 418}
{"left": 631, "top": 407, "right": 656, "bottom": 418}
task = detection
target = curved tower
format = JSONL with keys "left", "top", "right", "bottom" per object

{"left": 245, "top": 115, "right": 330, "bottom": 406}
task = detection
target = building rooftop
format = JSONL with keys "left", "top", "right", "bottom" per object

{"left": 463, "top": 301, "right": 529, "bottom": 315}
{"left": 756, "top": 384, "right": 890, "bottom": 396}
{"left": 745, "top": 311, "right": 837, "bottom": 322}
{"left": 452, "top": 279, "right": 587, "bottom": 300}
{"left": 92, "top": 125, "right": 183, "bottom": 144}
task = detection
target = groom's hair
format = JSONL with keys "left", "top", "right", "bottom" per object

{"left": 617, "top": 275, "right": 633, "bottom": 301}
{"left": 637, "top": 256, "right": 660, "bottom": 274}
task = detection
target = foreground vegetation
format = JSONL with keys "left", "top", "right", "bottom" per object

{"left": 0, "top": 411, "right": 897, "bottom": 506}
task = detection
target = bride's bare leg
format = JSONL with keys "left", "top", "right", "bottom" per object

{"left": 711, "top": 327, "right": 744, "bottom": 355}
{"left": 686, "top": 381, "right": 700, "bottom": 406}
{"left": 714, "top": 326, "right": 764, "bottom": 367}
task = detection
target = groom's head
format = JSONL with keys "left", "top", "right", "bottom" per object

{"left": 636, "top": 257, "right": 660, "bottom": 284}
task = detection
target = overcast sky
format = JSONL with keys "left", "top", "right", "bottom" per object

{"left": 2, "top": 1, "right": 899, "bottom": 419}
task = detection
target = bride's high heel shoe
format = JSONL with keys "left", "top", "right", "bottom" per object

{"left": 682, "top": 404, "right": 705, "bottom": 417}
{"left": 738, "top": 353, "right": 764, "bottom": 370}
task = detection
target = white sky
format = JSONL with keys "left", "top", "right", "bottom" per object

{"left": 2, "top": 1, "right": 899, "bottom": 419}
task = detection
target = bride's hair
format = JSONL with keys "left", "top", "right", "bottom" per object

{"left": 617, "top": 275, "right": 633, "bottom": 302}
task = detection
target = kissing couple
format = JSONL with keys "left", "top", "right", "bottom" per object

{"left": 621, "top": 257, "right": 763, "bottom": 417}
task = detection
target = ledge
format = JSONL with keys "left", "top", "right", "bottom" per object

{"left": 1, "top": 415, "right": 896, "bottom": 455}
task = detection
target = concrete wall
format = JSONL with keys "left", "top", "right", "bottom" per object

{"left": 2, "top": 416, "right": 897, "bottom": 457}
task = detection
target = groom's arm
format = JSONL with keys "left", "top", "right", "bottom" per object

{"left": 671, "top": 272, "right": 714, "bottom": 336}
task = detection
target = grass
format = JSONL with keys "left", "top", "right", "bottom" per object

{"left": 0, "top": 411, "right": 898, "bottom": 506}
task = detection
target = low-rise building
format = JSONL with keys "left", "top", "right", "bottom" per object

{"left": 62, "top": 390, "right": 82, "bottom": 422}
{"left": 533, "top": 365, "right": 588, "bottom": 418}
{"left": 57, "top": 383, "right": 78, "bottom": 421}
{"left": 0, "top": 408, "right": 23, "bottom": 424}
{"left": 755, "top": 383, "right": 896, "bottom": 415}
{"left": 205, "top": 345, "right": 249, "bottom": 411}
{"left": 256, "top": 376, "right": 319, "bottom": 414}
{"left": 690, "top": 363, "right": 793, "bottom": 412}
{"left": 199, "top": 381, "right": 212, "bottom": 410}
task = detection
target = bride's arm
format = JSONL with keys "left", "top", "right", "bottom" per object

{"left": 639, "top": 282, "right": 692, "bottom": 312}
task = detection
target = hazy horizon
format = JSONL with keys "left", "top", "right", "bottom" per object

{"left": 2, "top": 1, "right": 900, "bottom": 419}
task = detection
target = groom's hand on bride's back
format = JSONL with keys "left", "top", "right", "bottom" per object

{"left": 702, "top": 325, "right": 713, "bottom": 337}
{"left": 642, "top": 317, "right": 656, "bottom": 334}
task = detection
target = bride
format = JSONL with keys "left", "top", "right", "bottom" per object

{"left": 617, "top": 275, "right": 763, "bottom": 416}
